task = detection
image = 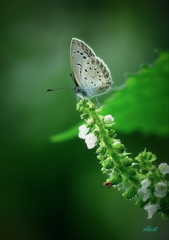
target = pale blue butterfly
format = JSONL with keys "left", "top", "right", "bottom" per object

{"left": 47, "top": 38, "right": 113, "bottom": 98}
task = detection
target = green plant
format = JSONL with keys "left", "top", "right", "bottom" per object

{"left": 51, "top": 50, "right": 169, "bottom": 219}
{"left": 77, "top": 98, "right": 169, "bottom": 219}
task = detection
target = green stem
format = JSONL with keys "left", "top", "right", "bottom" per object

{"left": 77, "top": 99, "right": 169, "bottom": 219}
{"left": 90, "top": 109, "right": 122, "bottom": 167}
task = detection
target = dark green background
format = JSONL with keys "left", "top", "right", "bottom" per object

{"left": 1, "top": 0, "right": 169, "bottom": 239}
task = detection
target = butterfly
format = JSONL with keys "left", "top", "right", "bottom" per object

{"left": 47, "top": 38, "right": 113, "bottom": 99}
{"left": 70, "top": 38, "right": 113, "bottom": 98}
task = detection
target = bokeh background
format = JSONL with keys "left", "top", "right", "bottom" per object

{"left": 1, "top": 0, "right": 169, "bottom": 239}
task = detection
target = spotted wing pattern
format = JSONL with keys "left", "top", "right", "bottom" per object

{"left": 80, "top": 57, "right": 112, "bottom": 98}
{"left": 70, "top": 38, "right": 113, "bottom": 98}
{"left": 70, "top": 38, "right": 95, "bottom": 87}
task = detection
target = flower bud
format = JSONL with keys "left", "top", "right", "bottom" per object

{"left": 150, "top": 166, "right": 157, "bottom": 172}
{"left": 147, "top": 152, "right": 156, "bottom": 162}
{"left": 123, "top": 157, "right": 133, "bottom": 166}
{"left": 87, "top": 118, "right": 94, "bottom": 125}
{"left": 96, "top": 146, "right": 106, "bottom": 154}
{"left": 112, "top": 142, "right": 124, "bottom": 153}
{"left": 104, "top": 115, "right": 114, "bottom": 123}
{"left": 107, "top": 174, "right": 123, "bottom": 184}
{"left": 122, "top": 186, "right": 137, "bottom": 199}
{"left": 135, "top": 151, "right": 156, "bottom": 162}
{"left": 154, "top": 182, "right": 167, "bottom": 198}
{"left": 97, "top": 154, "right": 103, "bottom": 160}
{"left": 158, "top": 163, "right": 169, "bottom": 175}
{"left": 102, "top": 159, "right": 114, "bottom": 169}
{"left": 108, "top": 129, "right": 115, "bottom": 137}
{"left": 161, "top": 212, "right": 169, "bottom": 220}
{"left": 87, "top": 101, "right": 95, "bottom": 110}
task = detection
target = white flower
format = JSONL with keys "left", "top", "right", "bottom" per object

{"left": 85, "top": 133, "right": 97, "bottom": 149}
{"left": 144, "top": 204, "right": 161, "bottom": 219}
{"left": 137, "top": 188, "right": 151, "bottom": 202}
{"left": 141, "top": 179, "right": 151, "bottom": 188}
{"left": 87, "top": 118, "right": 94, "bottom": 125}
{"left": 78, "top": 124, "right": 89, "bottom": 139}
{"left": 158, "top": 163, "right": 169, "bottom": 175}
{"left": 154, "top": 182, "right": 167, "bottom": 198}
{"left": 104, "top": 115, "right": 114, "bottom": 123}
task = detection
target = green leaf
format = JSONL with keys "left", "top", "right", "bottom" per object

{"left": 49, "top": 122, "right": 80, "bottom": 142}
{"left": 101, "top": 50, "right": 169, "bottom": 136}
{"left": 51, "top": 50, "right": 169, "bottom": 142}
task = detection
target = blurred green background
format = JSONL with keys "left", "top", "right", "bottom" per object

{"left": 0, "top": 0, "right": 169, "bottom": 239}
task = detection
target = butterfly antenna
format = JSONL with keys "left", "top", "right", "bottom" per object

{"left": 47, "top": 87, "right": 73, "bottom": 91}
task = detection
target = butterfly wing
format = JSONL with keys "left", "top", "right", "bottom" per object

{"left": 70, "top": 38, "right": 96, "bottom": 88}
{"left": 80, "top": 57, "right": 113, "bottom": 98}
